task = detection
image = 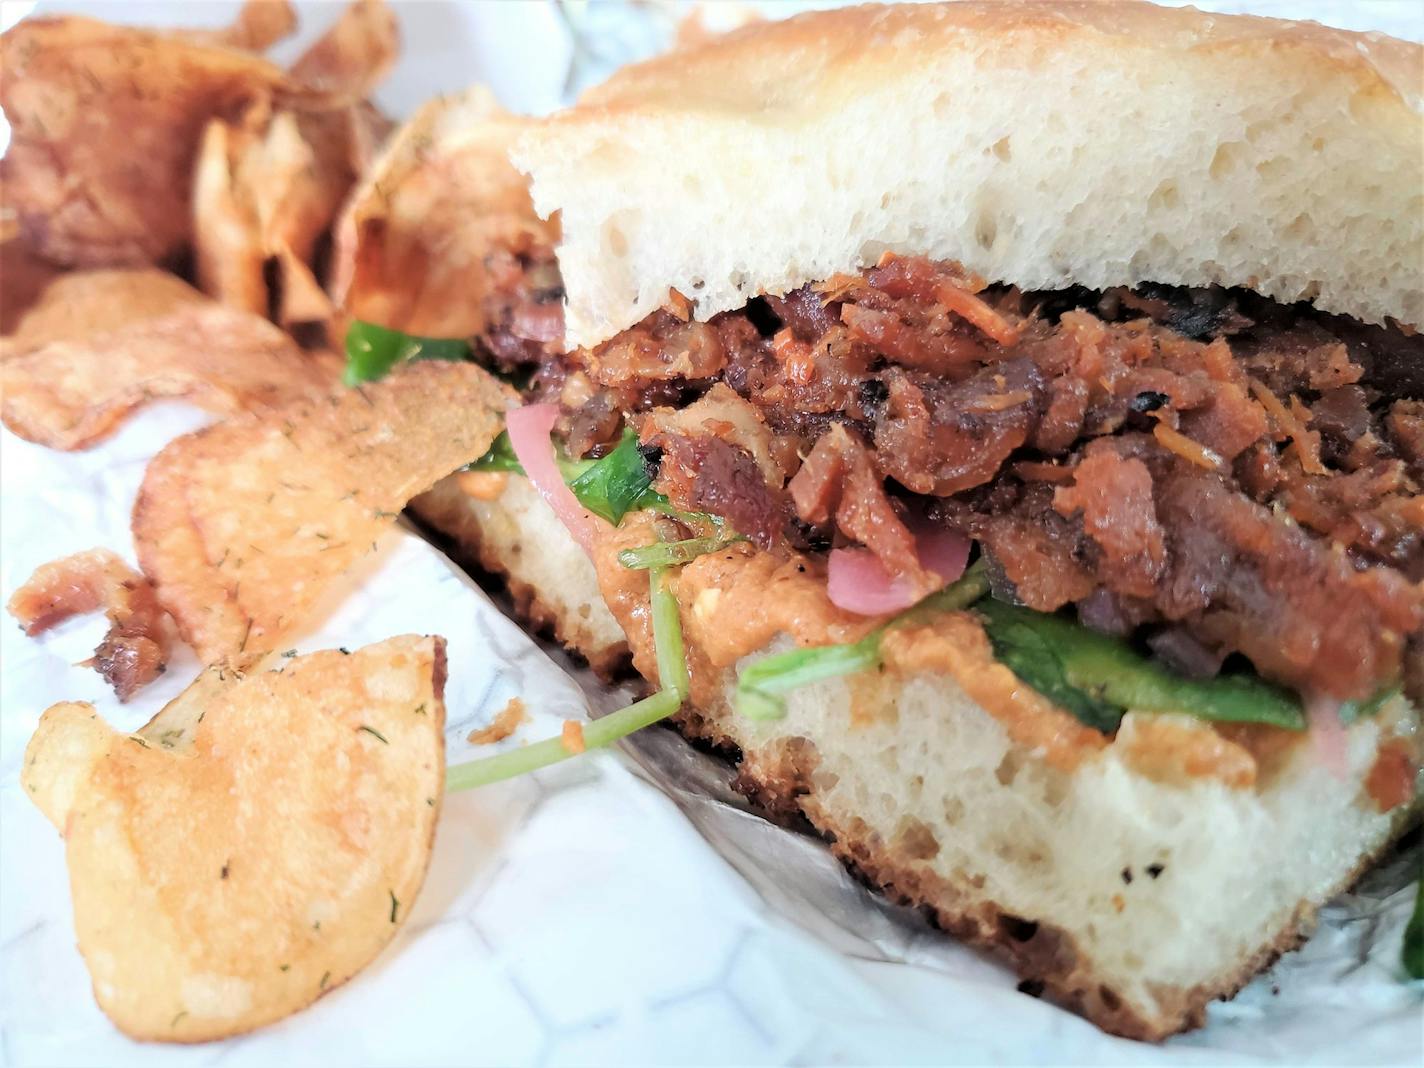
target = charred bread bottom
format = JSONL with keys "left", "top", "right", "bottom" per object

{"left": 412, "top": 472, "right": 1420, "bottom": 1041}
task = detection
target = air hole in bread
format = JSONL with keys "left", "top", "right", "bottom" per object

{"left": 895, "top": 818, "right": 940, "bottom": 861}
{"left": 990, "top": 135, "right": 1012, "bottom": 162}
{"left": 974, "top": 211, "right": 998, "bottom": 251}
{"left": 1148, "top": 180, "right": 1181, "bottom": 211}
{"left": 603, "top": 218, "right": 628, "bottom": 258}
{"left": 997, "top": 913, "right": 1039, "bottom": 943}
{"left": 1209, "top": 141, "right": 1247, "bottom": 180}
{"left": 995, "top": 750, "right": 1023, "bottom": 786}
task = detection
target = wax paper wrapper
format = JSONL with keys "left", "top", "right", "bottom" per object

{"left": 2, "top": 2, "right": 1422, "bottom": 1065}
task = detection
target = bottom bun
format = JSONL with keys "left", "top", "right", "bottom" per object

{"left": 415, "top": 471, "right": 1420, "bottom": 1040}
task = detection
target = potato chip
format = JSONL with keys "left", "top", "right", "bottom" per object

{"left": 330, "top": 86, "right": 556, "bottom": 338}
{"left": 21, "top": 634, "right": 446, "bottom": 1042}
{"left": 194, "top": 102, "right": 384, "bottom": 331}
{"left": 0, "top": 16, "right": 292, "bottom": 266}
{"left": 0, "top": 271, "right": 335, "bottom": 450}
{"left": 0, "top": 1, "right": 393, "bottom": 270}
{"left": 7, "top": 549, "right": 172, "bottom": 701}
{"left": 192, "top": 117, "right": 272, "bottom": 318}
{"left": 177, "top": 0, "right": 298, "bottom": 52}
{"left": 2, "top": 267, "right": 206, "bottom": 352}
{"left": 0, "top": 237, "right": 65, "bottom": 336}
{"left": 133, "top": 361, "right": 510, "bottom": 662}
{"left": 288, "top": 0, "right": 398, "bottom": 105}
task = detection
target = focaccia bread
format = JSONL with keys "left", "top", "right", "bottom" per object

{"left": 348, "top": 0, "right": 1424, "bottom": 1041}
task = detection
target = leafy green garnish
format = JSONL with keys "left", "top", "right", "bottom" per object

{"left": 343, "top": 320, "right": 472, "bottom": 386}
{"left": 468, "top": 430, "right": 525, "bottom": 474}
{"left": 734, "top": 564, "right": 992, "bottom": 721}
{"left": 566, "top": 429, "right": 666, "bottom": 525}
{"left": 465, "top": 426, "right": 667, "bottom": 526}
{"left": 445, "top": 565, "right": 687, "bottom": 792}
{"left": 975, "top": 600, "right": 1306, "bottom": 732}
{"left": 1405, "top": 878, "right": 1424, "bottom": 980}
{"left": 618, "top": 532, "right": 745, "bottom": 570}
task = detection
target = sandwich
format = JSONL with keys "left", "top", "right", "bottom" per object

{"left": 337, "top": 2, "right": 1424, "bottom": 1040}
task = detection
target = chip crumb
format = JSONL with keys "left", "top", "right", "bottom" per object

{"left": 1112, "top": 893, "right": 1126, "bottom": 913}
{"left": 467, "top": 698, "right": 528, "bottom": 746}
{"left": 561, "top": 719, "right": 586, "bottom": 755}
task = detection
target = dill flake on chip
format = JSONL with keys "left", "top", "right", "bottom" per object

{"left": 133, "top": 361, "right": 510, "bottom": 662}
{"left": 20, "top": 635, "right": 446, "bottom": 1042}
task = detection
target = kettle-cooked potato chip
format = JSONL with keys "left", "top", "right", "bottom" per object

{"left": 21, "top": 634, "right": 446, "bottom": 1042}
{"left": 0, "top": 0, "right": 394, "bottom": 269}
{"left": 177, "top": 0, "right": 298, "bottom": 53}
{"left": 133, "top": 361, "right": 510, "bottom": 662}
{"left": 0, "top": 16, "right": 292, "bottom": 266}
{"left": 288, "top": 0, "right": 398, "bottom": 105}
{"left": 0, "top": 270, "right": 335, "bottom": 450}
{"left": 2, "top": 267, "right": 206, "bottom": 352}
{"left": 329, "top": 86, "right": 558, "bottom": 340}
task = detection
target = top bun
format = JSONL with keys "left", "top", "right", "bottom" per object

{"left": 513, "top": 1, "right": 1423, "bottom": 350}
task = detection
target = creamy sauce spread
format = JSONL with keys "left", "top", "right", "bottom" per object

{"left": 587, "top": 521, "right": 1381, "bottom": 793}
{"left": 880, "top": 615, "right": 1107, "bottom": 772}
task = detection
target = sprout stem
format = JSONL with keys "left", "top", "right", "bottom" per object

{"left": 445, "top": 564, "right": 688, "bottom": 793}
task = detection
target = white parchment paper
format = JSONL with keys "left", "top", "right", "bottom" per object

{"left": 2, "top": 3, "right": 1422, "bottom": 1065}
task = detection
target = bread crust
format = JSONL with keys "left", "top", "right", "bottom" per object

{"left": 515, "top": 1, "right": 1424, "bottom": 346}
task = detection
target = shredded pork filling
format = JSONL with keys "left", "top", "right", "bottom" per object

{"left": 498, "top": 253, "right": 1424, "bottom": 706}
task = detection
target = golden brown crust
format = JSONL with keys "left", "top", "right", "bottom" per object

{"left": 569, "top": 2, "right": 1421, "bottom": 121}
{"left": 519, "top": 1, "right": 1424, "bottom": 345}
{"left": 674, "top": 709, "right": 1409, "bottom": 1041}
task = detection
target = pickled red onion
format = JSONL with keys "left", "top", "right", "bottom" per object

{"left": 505, "top": 403, "right": 601, "bottom": 555}
{"left": 827, "top": 523, "right": 970, "bottom": 616}
{"left": 1306, "top": 692, "right": 1349, "bottom": 780}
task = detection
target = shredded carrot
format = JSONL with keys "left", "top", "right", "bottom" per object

{"left": 1247, "top": 377, "right": 1295, "bottom": 441}
{"left": 967, "top": 390, "right": 1032, "bottom": 413}
{"left": 935, "top": 282, "right": 1022, "bottom": 346}
{"left": 1247, "top": 378, "right": 1327, "bottom": 475}
{"left": 467, "top": 697, "right": 527, "bottom": 745}
{"left": 665, "top": 288, "right": 693, "bottom": 322}
{"left": 561, "top": 719, "right": 586, "bottom": 755}
{"left": 1288, "top": 396, "right": 1327, "bottom": 474}
{"left": 1153, "top": 422, "right": 1224, "bottom": 471}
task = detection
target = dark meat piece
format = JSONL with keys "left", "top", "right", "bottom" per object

{"left": 660, "top": 435, "right": 786, "bottom": 550}
{"left": 565, "top": 391, "right": 623, "bottom": 459}
{"left": 764, "top": 286, "right": 839, "bottom": 342}
{"left": 590, "top": 311, "right": 727, "bottom": 386}
{"left": 1153, "top": 462, "right": 1421, "bottom": 700}
{"left": 790, "top": 425, "right": 930, "bottom": 593}
{"left": 494, "top": 249, "right": 1424, "bottom": 704}
{"left": 1053, "top": 445, "right": 1166, "bottom": 600}
{"left": 1106, "top": 283, "right": 1253, "bottom": 340}
{"left": 480, "top": 247, "right": 565, "bottom": 372}
{"left": 1147, "top": 626, "right": 1229, "bottom": 679}
{"left": 874, "top": 360, "right": 1043, "bottom": 496}
{"left": 933, "top": 482, "right": 1096, "bottom": 611}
